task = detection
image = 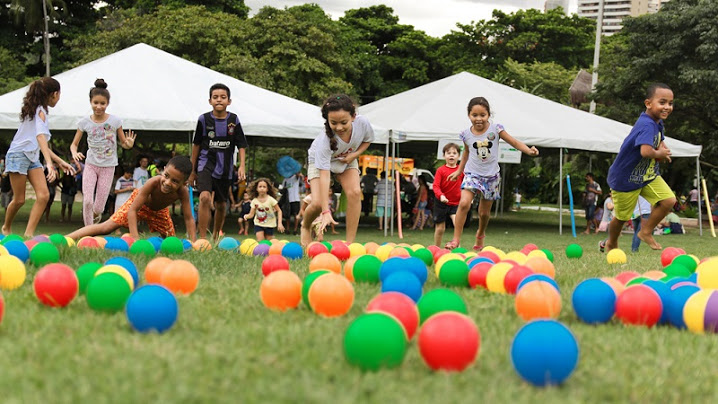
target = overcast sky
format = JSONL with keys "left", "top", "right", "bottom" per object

{"left": 244, "top": 0, "right": 579, "bottom": 37}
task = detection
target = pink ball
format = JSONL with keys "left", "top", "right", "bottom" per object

{"left": 366, "top": 292, "right": 419, "bottom": 340}
{"left": 615, "top": 271, "right": 641, "bottom": 285}
{"left": 661, "top": 247, "right": 685, "bottom": 267}
{"left": 330, "top": 242, "right": 350, "bottom": 261}
{"left": 426, "top": 245, "right": 440, "bottom": 255}
{"left": 523, "top": 243, "right": 539, "bottom": 252}
{"left": 307, "top": 243, "right": 328, "bottom": 258}
{"left": 33, "top": 263, "right": 79, "bottom": 307}
{"left": 433, "top": 248, "right": 451, "bottom": 263}
{"left": 418, "top": 312, "right": 480, "bottom": 371}
{"left": 261, "top": 255, "right": 290, "bottom": 276}
{"left": 615, "top": 285, "right": 662, "bottom": 327}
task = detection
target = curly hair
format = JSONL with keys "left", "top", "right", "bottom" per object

{"left": 246, "top": 177, "right": 278, "bottom": 200}
{"left": 20, "top": 77, "right": 60, "bottom": 121}
{"left": 320, "top": 94, "right": 356, "bottom": 152}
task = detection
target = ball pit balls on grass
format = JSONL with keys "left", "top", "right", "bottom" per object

{"left": 615, "top": 271, "right": 641, "bottom": 285}
{"left": 515, "top": 280, "right": 562, "bottom": 321}
{"left": 374, "top": 244, "right": 394, "bottom": 262}
{"left": 468, "top": 262, "right": 492, "bottom": 289}
{"left": 253, "top": 244, "right": 270, "bottom": 256}
{"left": 344, "top": 312, "right": 407, "bottom": 371}
{"left": 672, "top": 255, "right": 698, "bottom": 273}
{"left": 0, "top": 234, "right": 23, "bottom": 245}
{"left": 643, "top": 270, "right": 667, "bottom": 280}
{"left": 625, "top": 277, "right": 648, "bottom": 287}
{"left": 642, "top": 280, "right": 671, "bottom": 324}
{"left": 348, "top": 243, "right": 366, "bottom": 257}
{"left": 307, "top": 273, "right": 354, "bottom": 317}
{"left": 486, "top": 262, "right": 514, "bottom": 294}
{"left": 511, "top": 320, "right": 579, "bottom": 387}
{"left": 606, "top": 248, "right": 627, "bottom": 264}
{"left": 126, "top": 285, "right": 178, "bottom": 333}
{"left": 417, "top": 289, "right": 468, "bottom": 324}
{"left": 666, "top": 284, "right": 700, "bottom": 329}
{"left": 571, "top": 278, "right": 616, "bottom": 324}
{"left": 565, "top": 244, "right": 583, "bottom": 259}
{"left": 661, "top": 247, "right": 686, "bottom": 267}
{"left": 218, "top": 237, "right": 239, "bottom": 251}
{"left": 381, "top": 271, "right": 422, "bottom": 303}
{"left": 615, "top": 285, "right": 663, "bottom": 327}
{"left": 105, "top": 257, "right": 139, "bottom": 288}
{"left": 77, "top": 236, "right": 101, "bottom": 249}
{"left": 695, "top": 257, "right": 718, "bottom": 275}
{"left": 195, "top": 238, "right": 214, "bottom": 252}
{"left": 97, "top": 264, "right": 135, "bottom": 290}
{"left": 309, "top": 253, "right": 342, "bottom": 274}
{"left": 418, "top": 312, "right": 480, "bottom": 372}
{"left": 161, "top": 260, "right": 199, "bottom": 295}
{"left": 262, "top": 255, "right": 290, "bottom": 277}
{"left": 281, "top": 242, "right": 304, "bottom": 260}
{"left": 379, "top": 257, "right": 408, "bottom": 282}
{"left": 683, "top": 289, "right": 718, "bottom": 334}
{"left": 438, "top": 259, "right": 470, "bottom": 288}
{"left": 76, "top": 262, "right": 103, "bottom": 294}
{"left": 503, "top": 266, "right": 534, "bottom": 295}
{"left": 4, "top": 240, "right": 30, "bottom": 262}
{"left": 411, "top": 248, "right": 434, "bottom": 267}
{"left": 33, "top": 264, "right": 78, "bottom": 307}
{"left": 389, "top": 247, "right": 411, "bottom": 259}
{"left": 48, "top": 233, "right": 68, "bottom": 248}
{"left": 380, "top": 257, "right": 428, "bottom": 285}
{"left": 365, "top": 292, "right": 419, "bottom": 340}
{"left": 524, "top": 256, "right": 555, "bottom": 278}
{"left": 145, "top": 257, "right": 173, "bottom": 284}
{"left": 105, "top": 237, "right": 129, "bottom": 252}
{"left": 517, "top": 274, "right": 560, "bottom": 293}
{"left": 130, "top": 239, "right": 157, "bottom": 257}
{"left": 329, "top": 242, "right": 350, "bottom": 261}
{"left": 348, "top": 255, "right": 382, "bottom": 283}
{"left": 25, "top": 240, "right": 39, "bottom": 251}
{"left": 695, "top": 265, "right": 718, "bottom": 289}
{"left": 160, "top": 237, "right": 184, "bottom": 255}
{"left": 0, "top": 255, "right": 26, "bottom": 290}
{"left": 260, "top": 270, "right": 302, "bottom": 312}
{"left": 363, "top": 241, "right": 379, "bottom": 255}
{"left": 86, "top": 272, "right": 133, "bottom": 313}
{"left": 147, "top": 237, "right": 163, "bottom": 252}
{"left": 505, "top": 251, "right": 528, "bottom": 265}
{"left": 307, "top": 242, "right": 328, "bottom": 258}
{"left": 121, "top": 234, "right": 136, "bottom": 248}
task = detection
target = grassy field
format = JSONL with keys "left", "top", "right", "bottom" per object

{"left": 2, "top": 203, "right": 718, "bottom": 403}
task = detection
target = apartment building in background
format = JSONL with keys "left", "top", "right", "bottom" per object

{"left": 577, "top": 0, "right": 670, "bottom": 35}
{"left": 545, "top": 0, "right": 569, "bottom": 12}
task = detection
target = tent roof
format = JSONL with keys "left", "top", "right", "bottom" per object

{"left": 359, "top": 71, "right": 701, "bottom": 157}
{"left": 0, "top": 43, "right": 388, "bottom": 142}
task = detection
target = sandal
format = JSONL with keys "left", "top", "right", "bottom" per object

{"left": 598, "top": 239, "right": 606, "bottom": 253}
{"left": 473, "top": 234, "right": 485, "bottom": 251}
{"left": 444, "top": 239, "right": 460, "bottom": 250}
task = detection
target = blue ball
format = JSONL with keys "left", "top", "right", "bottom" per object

{"left": 642, "top": 280, "right": 671, "bottom": 324}
{"left": 517, "top": 274, "right": 559, "bottom": 293}
{"left": 688, "top": 272, "right": 698, "bottom": 283}
{"left": 105, "top": 238, "right": 129, "bottom": 252}
{"left": 666, "top": 284, "right": 700, "bottom": 329}
{"left": 379, "top": 257, "right": 407, "bottom": 282}
{"left": 468, "top": 257, "right": 494, "bottom": 268}
{"left": 511, "top": 320, "right": 579, "bottom": 386}
{"left": 182, "top": 239, "right": 193, "bottom": 251}
{"left": 105, "top": 257, "right": 139, "bottom": 288}
{"left": 281, "top": 242, "right": 303, "bottom": 260}
{"left": 381, "top": 271, "right": 422, "bottom": 302}
{"left": 404, "top": 257, "right": 428, "bottom": 285}
{"left": 218, "top": 237, "right": 239, "bottom": 251}
{"left": 664, "top": 277, "right": 691, "bottom": 288}
{"left": 125, "top": 285, "right": 178, "bottom": 333}
{"left": 571, "top": 278, "right": 616, "bottom": 324}
{"left": 147, "top": 237, "right": 163, "bottom": 252}
{"left": 4, "top": 240, "right": 30, "bottom": 262}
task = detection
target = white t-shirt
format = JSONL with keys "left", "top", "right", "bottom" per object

{"left": 601, "top": 197, "right": 614, "bottom": 223}
{"left": 7, "top": 106, "right": 51, "bottom": 163}
{"left": 77, "top": 114, "right": 123, "bottom": 167}
{"left": 459, "top": 122, "right": 504, "bottom": 177}
{"left": 632, "top": 196, "right": 652, "bottom": 218}
{"left": 114, "top": 176, "right": 134, "bottom": 210}
{"left": 307, "top": 115, "right": 374, "bottom": 173}
{"left": 282, "top": 175, "right": 302, "bottom": 203}
{"left": 133, "top": 167, "right": 149, "bottom": 188}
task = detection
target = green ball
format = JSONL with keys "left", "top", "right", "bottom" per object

{"left": 451, "top": 247, "right": 468, "bottom": 254}
{"left": 344, "top": 313, "right": 407, "bottom": 371}
{"left": 671, "top": 255, "right": 697, "bottom": 273}
{"left": 1, "top": 234, "right": 24, "bottom": 245}
{"left": 353, "top": 255, "right": 382, "bottom": 283}
{"left": 565, "top": 244, "right": 583, "bottom": 258}
{"left": 626, "top": 276, "right": 648, "bottom": 286}
{"left": 160, "top": 236, "right": 184, "bottom": 255}
{"left": 663, "top": 263, "right": 691, "bottom": 278}
{"left": 660, "top": 275, "right": 678, "bottom": 283}
{"left": 76, "top": 262, "right": 103, "bottom": 295}
{"left": 321, "top": 241, "right": 332, "bottom": 252}
{"left": 130, "top": 239, "right": 156, "bottom": 257}
{"left": 541, "top": 249, "right": 554, "bottom": 262}
{"left": 258, "top": 240, "right": 272, "bottom": 246}
{"left": 302, "top": 270, "right": 330, "bottom": 309}
{"left": 30, "top": 242, "right": 60, "bottom": 266}
{"left": 86, "top": 272, "right": 132, "bottom": 312}
{"left": 417, "top": 288, "right": 468, "bottom": 324}
{"left": 48, "top": 233, "right": 68, "bottom": 247}
{"left": 438, "top": 259, "right": 470, "bottom": 287}
{"left": 411, "top": 248, "right": 434, "bottom": 267}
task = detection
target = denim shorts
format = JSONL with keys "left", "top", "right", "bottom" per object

{"left": 4, "top": 152, "right": 42, "bottom": 175}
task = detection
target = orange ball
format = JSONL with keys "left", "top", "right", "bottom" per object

{"left": 145, "top": 257, "right": 173, "bottom": 284}
{"left": 160, "top": 260, "right": 199, "bottom": 295}
{"left": 309, "top": 253, "right": 342, "bottom": 274}
{"left": 364, "top": 242, "right": 380, "bottom": 255}
{"left": 268, "top": 242, "right": 285, "bottom": 256}
{"left": 260, "top": 270, "right": 302, "bottom": 311}
{"left": 642, "top": 270, "right": 665, "bottom": 280}
{"left": 514, "top": 280, "right": 562, "bottom": 321}
{"left": 524, "top": 256, "right": 555, "bottom": 278}
{"left": 389, "top": 247, "right": 411, "bottom": 258}
{"left": 344, "top": 256, "right": 359, "bottom": 282}
{"left": 193, "top": 239, "right": 212, "bottom": 251}
{"left": 308, "top": 273, "right": 354, "bottom": 317}
{"left": 94, "top": 237, "right": 107, "bottom": 248}
{"left": 601, "top": 277, "right": 625, "bottom": 295}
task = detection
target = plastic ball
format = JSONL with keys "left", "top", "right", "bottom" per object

{"left": 308, "top": 273, "right": 354, "bottom": 317}
{"left": 329, "top": 242, "right": 350, "bottom": 261}
{"left": 252, "top": 243, "right": 270, "bottom": 256}
{"left": 411, "top": 248, "right": 434, "bottom": 267}
{"left": 161, "top": 260, "right": 199, "bottom": 295}
{"left": 511, "top": 320, "right": 579, "bottom": 386}
{"left": 48, "top": 233, "right": 68, "bottom": 247}
{"left": 505, "top": 251, "right": 528, "bottom": 265}
{"left": 468, "top": 256, "right": 494, "bottom": 268}
{"left": 307, "top": 242, "right": 329, "bottom": 258}
{"left": 695, "top": 265, "right": 718, "bottom": 289}
{"left": 105, "top": 257, "right": 139, "bottom": 289}
{"left": 343, "top": 313, "right": 407, "bottom": 371}
{"left": 524, "top": 256, "right": 555, "bottom": 278}
{"left": 302, "top": 270, "right": 330, "bottom": 309}
{"left": 75, "top": 262, "right": 102, "bottom": 294}
{"left": 343, "top": 256, "right": 359, "bottom": 282}
{"left": 565, "top": 244, "right": 583, "bottom": 258}
{"left": 309, "top": 253, "right": 341, "bottom": 274}
{"left": 695, "top": 257, "right": 718, "bottom": 275}
{"left": 515, "top": 280, "right": 562, "bottom": 321}
{"left": 217, "top": 237, "right": 239, "bottom": 251}
{"left": 381, "top": 271, "right": 422, "bottom": 302}
{"left": 145, "top": 257, "right": 172, "bottom": 284}
{"left": 642, "top": 270, "right": 666, "bottom": 280}
{"left": 683, "top": 289, "right": 718, "bottom": 334}
{"left": 194, "top": 238, "right": 214, "bottom": 252}
{"left": 268, "top": 242, "right": 285, "bottom": 256}
{"left": 478, "top": 250, "right": 501, "bottom": 264}
{"left": 125, "top": 285, "right": 178, "bottom": 333}
{"left": 606, "top": 248, "right": 627, "bottom": 264}
{"left": 0, "top": 254, "right": 26, "bottom": 290}
{"left": 281, "top": 242, "right": 303, "bottom": 260}
{"left": 438, "top": 259, "right": 470, "bottom": 288}
{"left": 418, "top": 312, "right": 480, "bottom": 372}
{"left": 96, "top": 264, "right": 135, "bottom": 289}
{"left": 0, "top": 234, "right": 23, "bottom": 245}
{"left": 352, "top": 255, "right": 383, "bottom": 283}
{"left": 345, "top": 242, "right": 365, "bottom": 258}
{"left": 28, "top": 242, "right": 60, "bottom": 267}
{"left": 417, "top": 288, "right": 468, "bottom": 324}
{"left": 389, "top": 247, "right": 411, "bottom": 258}
{"left": 527, "top": 249, "right": 548, "bottom": 260}
{"left": 503, "top": 265, "right": 534, "bottom": 295}
{"left": 615, "top": 285, "right": 663, "bottom": 327}
{"left": 661, "top": 247, "right": 685, "bottom": 267}
{"left": 146, "top": 236, "right": 162, "bottom": 252}
{"left": 0, "top": 292, "right": 4, "bottom": 324}
{"left": 625, "top": 277, "right": 648, "bottom": 287}
{"left": 121, "top": 234, "right": 136, "bottom": 248}
{"left": 374, "top": 244, "right": 394, "bottom": 262}
{"left": 33, "top": 263, "right": 78, "bottom": 307}
{"left": 379, "top": 257, "right": 409, "bottom": 282}
{"left": 261, "top": 255, "right": 290, "bottom": 277}
{"left": 363, "top": 241, "right": 379, "bottom": 255}
{"left": 105, "top": 238, "right": 129, "bottom": 252}
{"left": 320, "top": 241, "right": 333, "bottom": 252}
{"left": 4, "top": 240, "right": 30, "bottom": 262}
{"left": 159, "top": 237, "right": 184, "bottom": 255}
{"left": 86, "top": 272, "right": 132, "bottom": 313}
{"left": 129, "top": 239, "right": 156, "bottom": 257}
{"left": 468, "top": 262, "right": 492, "bottom": 289}
{"left": 435, "top": 253, "right": 464, "bottom": 276}
{"left": 672, "top": 255, "right": 698, "bottom": 273}
{"left": 615, "top": 271, "right": 641, "bottom": 285}
{"left": 260, "top": 270, "right": 302, "bottom": 311}
{"left": 541, "top": 249, "right": 555, "bottom": 262}
{"left": 666, "top": 284, "right": 700, "bottom": 329}
{"left": 642, "top": 280, "right": 671, "bottom": 324}
{"left": 366, "top": 292, "right": 419, "bottom": 340}
{"left": 486, "top": 262, "right": 513, "bottom": 293}
{"left": 571, "top": 278, "right": 616, "bottom": 324}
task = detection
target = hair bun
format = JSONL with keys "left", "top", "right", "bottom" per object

{"left": 94, "top": 78, "right": 108, "bottom": 89}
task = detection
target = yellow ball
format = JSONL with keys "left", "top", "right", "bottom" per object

{"left": 696, "top": 257, "right": 718, "bottom": 275}
{"left": 348, "top": 243, "right": 367, "bottom": 257}
{"left": 486, "top": 262, "right": 513, "bottom": 293}
{"left": 0, "top": 245, "right": 8, "bottom": 256}
{"left": 688, "top": 254, "right": 700, "bottom": 265}
{"left": 436, "top": 253, "right": 465, "bottom": 276}
{"left": 64, "top": 236, "right": 76, "bottom": 248}
{"left": 411, "top": 244, "right": 425, "bottom": 251}
{"left": 0, "top": 255, "right": 26, "bottom": 290}
{"left": 683, "top": 289, "right": 713, "bottom": 334}
{"left": 374, "top": 244, "right": 394, "bottom": 262}
{"left": 504, "top": 251, "right": 528, "bottom": 265}
{"left": 96, "top": 264, "right": 135, "bottom": 289}
{"left": 696, "top": 262, "right": 718, "bottom": 289}
{"left": 606, "top": 248, "right": 627, "bottom": 264}
{"left": 527, "top": 249, "right": 547, "bottom": 259}
{"left": 239, "top": 240, "right": 258, "bottom": 256}
{"left": 463, "top": 252, "right": 478, "bottom": 260}
{"left": 483, "top": 246, "right": 506, "bottom": 260}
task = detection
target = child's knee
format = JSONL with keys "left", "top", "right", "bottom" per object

{"left": 344, "top": 187, "right": 361, "bottom": 200}
{"left": 198, "top": 192, "right": 212, "bottom": 205}
{"left": 35, "top": 190, "right": 49, "bottom": 204}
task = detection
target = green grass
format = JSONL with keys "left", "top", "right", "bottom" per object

{"left": 2, "top": 204, "right": 718, "bottom": 403}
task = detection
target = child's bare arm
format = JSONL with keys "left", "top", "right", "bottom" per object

{"left": 244, "top": 205, "right": 256, "bottom": 220}
{"left": 179, "top": 187, "right": 196, "bottom": 242}
{"left": 126, "top": 184, "right": 153, "bottom": 239}
{"left": 275, "top": 205, "right": 285, "bottom": 233}
{"left": 500, "top": 130, "right": 539, "bottom": 156}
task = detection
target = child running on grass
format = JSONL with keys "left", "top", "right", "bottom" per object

{"left": 67, "top": 156, "right": 196, "bottom": 242}
{"left": 300, "top": 94, "right": 374, "bottom": 246}
{"left": 445, "top": 97, "right": 539, "bottom": 250}
{"left": 600, "top": 83, "right": 676, "bottom": 252}
{"left": 237, "top": 191, "right": 252, "bottom": 235}
{"left": 2, "top": 77, "right": 76, "bottom": 237}
{"left": 243, "top": 178, "right": 284, "bottom": 241}
{"left": 433, "top": 142, "right": 464, "bottom": 246}
{"left": 70, "top": 79, "right": 136, "bottom": 226}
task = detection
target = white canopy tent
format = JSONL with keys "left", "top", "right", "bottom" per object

{"left": 359, "top": 71, "right": 706, "bottom": 234}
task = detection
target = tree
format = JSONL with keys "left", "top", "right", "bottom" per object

{"left": 103, "top": 0, "right": 248, "bottom": 17}
{"left": 493, "top": 59, "right": 576, "bottom": 104}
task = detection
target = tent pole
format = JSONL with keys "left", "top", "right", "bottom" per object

{"left": 391, "top": 137, "right": 397, "bottom": 237}
{"left": 698, "top": 156, "right": 703, "bottom": 236}
{"left": 384, "top": 132, "right": 391, "bottom": 238}
{"left": 559, "top": 148, "right": 563, "bottom": 235}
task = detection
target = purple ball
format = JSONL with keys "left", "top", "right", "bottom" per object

{"left": 253, "top": 243, "right": 271, "bottom": 256}
{"left": 32, "top": 235, "right": 50, "bottom": 243}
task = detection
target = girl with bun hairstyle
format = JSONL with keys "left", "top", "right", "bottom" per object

{"left": 70, "top": 78, "right": 137, "bottom": 225}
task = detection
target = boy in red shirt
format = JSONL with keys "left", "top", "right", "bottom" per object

{"left": 433, "top": 143, "right": 464, "bottom": 246}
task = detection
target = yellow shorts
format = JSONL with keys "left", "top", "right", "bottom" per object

{"left": 611, "top": 176, "right": 675, "bottom": 221}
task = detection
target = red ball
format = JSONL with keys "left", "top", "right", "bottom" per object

{"left": 660, "top": 247, "right": 686, "bottom": 267}
{"left": 426, "top": 245, "right": 440, "bottom": 255}
{"left": 307, "top": 242, "right": 329, "bottom": 259}
{"left": 120, "top": 234, "right": 136, "bottom": 248}
{"left": 523, "top": 243, "right": 539, "bottom": 252}
{"left": 503, "top": 265, "right": 534, "bottom": 294}
{"left": 25, "top": 240, "right": 39, "bottom": 251}
{"left": 615, "top": 285, "right": 662, "bottom": 327}
{"left": 366, "top": 292, "right": 419, "bottom": 340}
{"left": 418, "top": 312, "right": 480, "bottom": 371}
{"left": 433, "top": 248, "right": 451, "bottom": 263}
{"left": 468, "top": 262, "right": 493, "bottom": 289}
{"left": 261, "top": 255, "right": 290, "bottom": 276}
{"left": 478, "top": 250, "right": 500, "bottom": 264}
{"left": 77, "top": 237, "right": 100, "bottom": 249}
{"left": 33, "top": 263, "right": 79, "bottom": 307}
{"left": 0, "top": 291, "right": 4, "bottom": 325}
{"left": 615, "top": 271, "right": 641, "bottom": 285}
{"left": 330, "top": 242, "right": 351, "bottom": 261}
